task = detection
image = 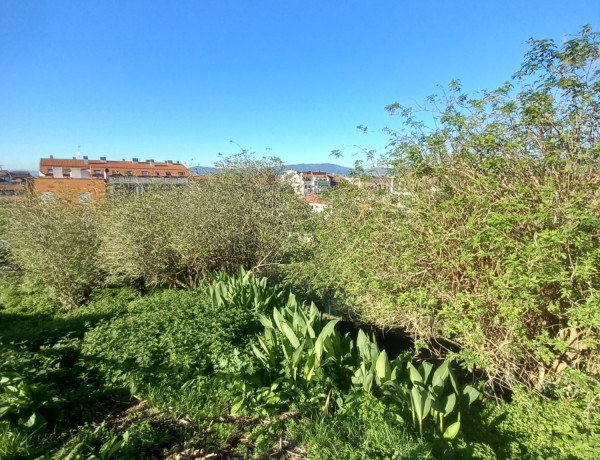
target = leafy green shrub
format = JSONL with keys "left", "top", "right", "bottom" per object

{"left": 251, "top": 296, "right": 353, "bottom": 387}
{"left": 289, "top": 26, "right": 600, "bottom": 389}
{"left": 98, "top": 154, "right": 310, "bottom": 288}
{"left": 234, "top": 294, "right": 356, "bottom": 416}
{"left": 4, "top": 198, "right": 101, "bottom": 309}
{"left": 240, "top": 298, "right": 481, "bottom": 441}
{"left": 207, "top": 267, "right": 287, "bottom": 313}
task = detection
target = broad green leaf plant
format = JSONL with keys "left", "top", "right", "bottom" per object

{"left": 243, "top": 298, "right": 480, "bottom": 440}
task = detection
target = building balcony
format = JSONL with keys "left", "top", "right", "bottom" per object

{"left": 106, "top": 176, "right": 189, "bottom": 185}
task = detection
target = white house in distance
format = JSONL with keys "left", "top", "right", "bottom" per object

{"left": 281, "top": 170, "right": 339, "bottom": 212}
{"left": 304, "top": 193, "right": 331, "bottom": 212}
{"left": 281, "top": 170, "right": 341, "bottom": 196}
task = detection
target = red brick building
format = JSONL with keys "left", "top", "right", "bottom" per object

{"left": 39, "top": 157, "right": 190, "bottom": 180}
{"left": 31, "top": 157, "right": 190, "bottom": 203}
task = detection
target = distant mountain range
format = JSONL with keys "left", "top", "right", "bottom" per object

{"left": 189, "top": 163, "right": 353, "bottom": 176}
{"left": 189, "top": 166, "right": 218, "bottom": 174}
{"left": 284, "top": 163, "right": 352, "bottom": 175}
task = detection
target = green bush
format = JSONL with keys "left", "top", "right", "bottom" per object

{"left": 236, "top": 297, "right": 481, "bottom": 445}
{"left": 288, "top": 26, "right": 600, "bottom": 389}
{"left": 98, "top": 154, "right": 310, "bottom": 288}
{"left": 3, "top": 198, "right": 101, "bottom": 310}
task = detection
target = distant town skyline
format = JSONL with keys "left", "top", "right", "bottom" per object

{"left": 1, "top": 0, "right": 597, "bottom": 171}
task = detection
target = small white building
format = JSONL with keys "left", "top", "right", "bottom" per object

{"left": 304, "top": 194, "right": 331, "bottom": 212}
{"left": 281, "top": 170, "right": 336, "bottom": 196}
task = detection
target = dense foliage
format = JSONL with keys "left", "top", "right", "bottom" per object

{"left": 98, "top": 155, "right": 310, "bottom": 288}
{"left": 3, "top": 198, "right": 102, "bottom": 309}
{"left": 1, "top": 155, "right": 310, "bottom": 305}
{"left": 1, "top": 26, "right": 599, "bottom": 458}
{"left": 290, "top": 26, "right": 600, "bottom": 390}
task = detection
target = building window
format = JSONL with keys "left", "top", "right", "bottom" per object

{"left": 111, "top": 171, "right": 120, "bottom": 177}
{"left": 78, "top": 192, "right": 91, "bottom": 204}
{"left": 141, "top": 171, "right": 149, "bottom": 177}
{"left": 63, "top": 169, "right": 71, "bottom": 178}
{"left": 125, "top": 171, "right": 133, "bottom": 177}
{"left": 165, "top": 172, "right": 172, "bottom": 178}
{"left": 155, "top": 172, "right": 160, "bottom": 177}
{"left": 41, "top": 192, "right": 55, "bottom": 203}
{"left": 177, "top": 171, "right": 185, "bottom": 177}
{"left": 46, "top": 168, "right": 53, "bottom": 176}
{"left": 93, "top": 170, "right": 102, "bottom": 177}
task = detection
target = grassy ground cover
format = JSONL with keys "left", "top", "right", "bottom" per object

{"left": 1, "top": 272, "right": 598, "bottom": 459}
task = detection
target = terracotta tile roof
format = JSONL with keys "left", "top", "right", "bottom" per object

{"left": 302, "top": 171, "right": 329, "bottom": 178}
{"left": 303, "top": 194, "right": 331, "bottom": 205}
{"left": 40, "top": 158, "right": 190, "bottom": 178}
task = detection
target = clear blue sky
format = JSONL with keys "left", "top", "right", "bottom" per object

{"left": 0, "top": 0, "right": 597, "bottom": 171}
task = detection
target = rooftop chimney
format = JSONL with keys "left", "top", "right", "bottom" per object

{"left": 132, "top": 158, "right": 138, "bottom": 163}
{"left": 149, "top": 159, "right": 155, "bottom": 167}
{"left": 50, "top": 155, "right": 54, "bottom": 159}
{"left": 100, "top": 157, "right": 107, "bottom": 163}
